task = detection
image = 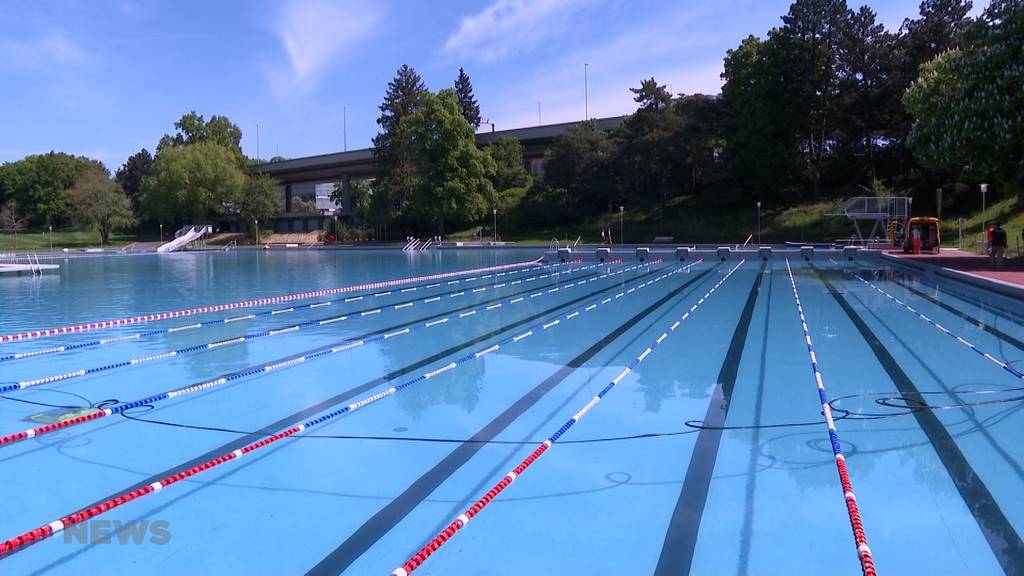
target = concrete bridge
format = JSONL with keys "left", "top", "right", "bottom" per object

{"left": 246, "top": 116, "right": 622, "bottom": 233}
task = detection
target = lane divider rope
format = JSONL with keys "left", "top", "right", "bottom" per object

{"left": 0, "top": 259, "right": 593, "bottom": 363}
{"left": 849, "top": 271, "right": 1024, "bottom": 381}
{"left": 0, "top": 258, "right": 694, "bottom": 557}
{"left": 786, "top": 259, "right": 877, "bottom": 576}
{"left": 2, "top": 262, "right": 607, "bottom": 390}
{"left": 389, "top": 259, "right": 743, "bottom": 576}
{"left": 0, "top": 260, "right": 666, "bottom": 447}
{"left": 0, "top": 258, "right": 547, "bottom": 345}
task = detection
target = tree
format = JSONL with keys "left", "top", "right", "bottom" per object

{"left": 235, "top": 174, "right": 282, "bottom": 238}
{"left": 454, "top": 67, "right": 481, "bottom": 128}
{"left": 404, "top": 89, "right": 496, "bottom": 234}
{"left": 140, "top": 141, "right": 246, "bottom": 225}
{"left": 629, "top": 77, "right": 673, "bottom": 111}
{"left": 0, "top": 152, "right": 97, "bottom": 225}
{"left": 904, "top": 0, "right": 1024, "bottom": 204}
{"left": 115, "top": 148, "right": 153, "bottom": 212}
{"left": 0, "top": 200, "right": 28, "bottom": 248}
{"left": 371, "top": 65, "right": 427, "bottom": 225}
{"left": 674, "top": 94, "right": 728, "bottom": 198}
{"left": 69, "top": 166, "right": 137, "bottom": 245}
{"left": 330, "top": 178, "right": 372, "bottom": 220}
{"left": 543, "top": 120, "right": 616, "bottom": 215}
{"left": 485, "top": 137, "right": 530, "bottom": 212}
{"left": 158, "top": 112, "right": 245, "bottom": 165}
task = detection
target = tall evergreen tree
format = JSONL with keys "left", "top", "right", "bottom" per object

{"left": 454, "top": 67, "right": 481, "bottom": 129}
{"left": 115, "top": 148, "right": 154, "bottom": 212}
{"left": 371, "top": 64, "right": 427, "bottom": 225}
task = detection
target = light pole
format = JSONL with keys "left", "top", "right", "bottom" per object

{"left": 254, "top": 219, "right": 259, "bottom": 246}
{"left": 584, "top": 63, "right": 589, "bottom": 120}
{"left": 980, "top": 183, "right": 988, "bottom": 241}
{"left": 48, "top": 225, "right": 52, "bottom": 252}
{"left": 756, "top": 201, "right": 761, "bottom": 246}
{"left": 537, "top": 101, "right": 542, "bottom": 126}
{"left": 619, "top": 205, "right": 624, "bottom": 245}
{"left": 159, "top": 223, "right": 163, "bottom": 243}
{"left": 493, "top": 209, "right": 497, "bottom": 242}
{"left": 343, "top": 106, "right": 348, "bottom": 152}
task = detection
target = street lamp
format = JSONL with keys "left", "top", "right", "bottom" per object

{"left": 255, "top": 219, "right": 259, "bottom": 246}
{"left": 493, "top": 209, "right": 497, "bottom": 242}
{"left": 48, "top": 225, "right": 52, "bottom": 253}
{"left": 619, "top": 205, "right": 624, "bottom": 245}
{"left": 980, "top": 183, "right": 989, "bottom": 240}
{"left": 756, "top": 201, "right": 761, "bottom": 246}
{"left": 159, "top": 223, "right": 163, "bottom": 243}
{"left": 584, "top": 63, "right": 589, "bottom": 120}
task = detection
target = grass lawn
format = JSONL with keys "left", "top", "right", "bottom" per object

{"left": 940, "top": 196, "right": 1024, "bottom": 253}
{"left": 0, "top": 229, "right": 148, "bottom": 252}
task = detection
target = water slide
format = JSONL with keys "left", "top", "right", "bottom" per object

{"left": 157, "top": 225, "right": 212, "bottom": 253}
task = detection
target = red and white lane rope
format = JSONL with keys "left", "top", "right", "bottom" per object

{"left": 850, "top": 271, "right": 1024, "bottom": 381}
{"left": 785, "top": 259, "right": 877, "bottom": 576}
{"left": 0, "top": 260, "right": 692, "bottom": 556}
{"left": 0, "top": 260, "right": 656, "bottom": 447}
{"left": 389, "top": 260, "right": 743, "bottom": 576}
{"left": 0, "top": 258, "right": 544, "bottom": 344}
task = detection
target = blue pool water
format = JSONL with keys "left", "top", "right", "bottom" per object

{"left": 0, "top": 249, "right": 1022, "bottom": 575}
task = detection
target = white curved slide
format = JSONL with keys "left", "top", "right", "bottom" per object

{"left": 157, "top": 225, "right": 212, "bottom": 253}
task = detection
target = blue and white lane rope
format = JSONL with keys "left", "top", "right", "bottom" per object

{"left": 0, "top": 258, "right": 547, "bottom": 345}
{"left": 785, "top": 259, "right": 877, "bottom": 576}
{"left": 0, "top": 259, "right": 687, "bottom": 446}
{"left": 0, "top": 259, "right": 589, "bottom": 363}
{"left": 390, "top": 260, "right": 744, "bottom": 576}
{"left": 0, "top": 263, "right": 703, "bottom": 555}
{"left": 2, "top": 262, "right": 616, "bottom": 392}
{"left": 849, "top": 271, "right": 1024, "bottom": 381}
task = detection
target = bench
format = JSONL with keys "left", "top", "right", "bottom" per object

{"left": 653, "top": 236, "right": 674, "bottom": 243}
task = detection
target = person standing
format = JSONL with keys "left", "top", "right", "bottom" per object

{"left": 600, "top": 229, "right": 606, "bottom": 245}
{"left": 910, "top": 226, "right": 922, "bottom": 254}
{"left": 991, "top": 221, "right": 1008, "bottom": 267}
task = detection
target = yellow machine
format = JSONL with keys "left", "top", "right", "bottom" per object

{"left": 903, "top": 217, "right": 940, "bottom": 254}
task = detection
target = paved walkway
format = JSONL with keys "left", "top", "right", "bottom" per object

{"left": 886, "top": 248, "right": 1024, "bottom": 289}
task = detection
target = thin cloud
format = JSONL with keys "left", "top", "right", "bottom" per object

{"left": 269, "top": 0, "right": 379, "bottom": 97}
{"left": 0, "top": 32, "right": 86, "bottom": 71}
{"left": 445, "top": 0, "right": 594, "bottom": 62}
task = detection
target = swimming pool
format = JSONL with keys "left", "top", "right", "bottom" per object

{"left": 1, "top": 249, "right": 1022, "bottom": 575}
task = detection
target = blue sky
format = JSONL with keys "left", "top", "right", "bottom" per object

{"left": 0, "top": 0, "right": 988, "bottom": 170}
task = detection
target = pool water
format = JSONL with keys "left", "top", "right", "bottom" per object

{"left": 0, "top": 249, "right": 1022, "bottom": 575}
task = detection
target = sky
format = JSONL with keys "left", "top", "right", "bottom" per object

{"left": 0, "top": 0, "right": 989, "bottom": 170}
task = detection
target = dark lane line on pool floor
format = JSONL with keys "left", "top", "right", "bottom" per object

{"left": 815, "top": 269, "right": 1024, "bottom": 576}
{"left": 14, "top": 263, "right": 682, "bottom": 568}
{"left": 304, "top": 266, "right": 721, "bottom": 576}
{"left": 653, "top": 262, "right": 765, "bottom": 576}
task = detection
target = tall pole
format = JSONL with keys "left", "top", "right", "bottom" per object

{"left": 493, "top": 209, "right": 497, "bottom": 242}
{"left": 48, "top": 225, "right": 52, "bottom": 252}
{"left": 584, "top": 63, "right": 589, "bottom": 120}
{"left": 619, "top": 205, "right": 624, "bottom": 245}
{"left": 756, "top": 201, "right": 761, "bottom": 246}
{"left": 159, "top": 223, "right": 163, "bottom": 242}
{"left": 255, "top": 219, "right": 259, "bottom": 246}
{"left": 343, "top": 106, "right": 348, "bottom": 152}
{"left": 256, "top": 123, "right": 260, "bottom": 162}
{"left": 980, "top": 183, "right": 988, "bottom": 242}
{"left": 537, "top": 102, "right": 541, "bottom": 126}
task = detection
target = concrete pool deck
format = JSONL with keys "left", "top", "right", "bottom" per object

{"left": 883, "top": 248, "right": 1024, "bottom": 298}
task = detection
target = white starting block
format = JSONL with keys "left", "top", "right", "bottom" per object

{"left": 596, "top": 247, "right": 611, "bottom": 262}
{"left": 800, "top": 246, "right": 814, "bottom": 261}
{"left": 557, "top": 247, "right": 572, "bottom": 262}
{"left": 635, "top": 247, "right": 650, "bottom": 261}
{"left": 676, "top": 246, "right": 691, "bottom": 261}
{"left": 758, "top": 246, "right": 772, "bottom": 260}
{"left": 843, "top": 246, "right": 859, "bottom": 261}
{"left": 717, "top": 247, "right": 731, "bottom": 261}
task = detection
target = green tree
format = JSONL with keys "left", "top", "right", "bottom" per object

{"left": 454, "top": 67, "right": 481, "bottom": 128}
{"left": 404, "top": 89, "right": 495, "bottom": 234}
{"left": 543, "top": 120, "right": 616, "bottom": 215}
{"left": 629, "top": 77, "right": 673, "bottom": 111}
{"left": 674, "top": 94, "right": 728, "bottom": 198}
{"left": 485, "top": 137, "right": 530, "bottom": 212}
{"left": 904, "top": 0, "right": 1024, "bottom": 204}
{"left": 616, "top": 77, "right": 682, "bottom": 208}
{"left": 0, "top": 200, "right": 28, "bottom": 248}
{"left": 69, "top": 166, "right": 137, "bottom": 245}
{"left": 236, "top": 174, "right": 282, "bottom": 237}
{"left": 0, "top": 152, "right": 98, "bottom": 225}
{"left": 140, "top": 141, "right": 246, "bottom": 225}
{"left": 371, "top": 65, "right": 427, "bottom": 226}
{"left": 115, "top": 148, "right": 153, "bottom": 212}
{"left": 158, "top": 112, "right": 245, "bottom": 165}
